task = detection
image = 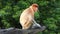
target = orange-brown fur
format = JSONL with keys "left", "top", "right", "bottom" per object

{"left": 20, "top": 4, "right": 38, "bottom": 29}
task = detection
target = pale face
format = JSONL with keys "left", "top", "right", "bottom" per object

{"left": 31, "top": 4, "right": 38, "bottom": 12}
{"left": 35, "top": 7, "right": 38, "bottom": 12}
{"left": 33, "top": 6, "right": 38, "bottom": 12}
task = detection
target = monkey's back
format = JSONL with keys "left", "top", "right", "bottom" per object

{"left": 20, "top": 8, "right": 33, "bottom": 29}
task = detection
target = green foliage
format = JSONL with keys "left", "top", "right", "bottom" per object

{"left": 0, "top": 0, "right": 60, "bottom": 34}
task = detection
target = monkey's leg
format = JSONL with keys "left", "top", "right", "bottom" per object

{"left": 23, "top": 21, "right": 32, "bottom": 29}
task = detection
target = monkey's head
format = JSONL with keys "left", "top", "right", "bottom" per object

{"left": 31, "top": 4, "right": 38, "bottom": 12}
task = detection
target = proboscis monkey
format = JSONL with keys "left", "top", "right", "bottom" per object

{"left": 20, "top": 4, "right": 45, "bottom": 29}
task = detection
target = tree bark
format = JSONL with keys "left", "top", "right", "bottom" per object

{"left": 0, "top": 27, "right": 46, "bottom": 34}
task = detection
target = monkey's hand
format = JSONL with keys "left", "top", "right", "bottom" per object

{"left": 32, "top": 19, "right": 46, "bottom": 30}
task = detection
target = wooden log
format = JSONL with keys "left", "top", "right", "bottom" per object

{"left": 0, "top": 26, "right": 46, "bottom": 34}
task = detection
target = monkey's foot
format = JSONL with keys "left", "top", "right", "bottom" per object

{"left": 40, "top": 26, "right": 46, "bottom": 31}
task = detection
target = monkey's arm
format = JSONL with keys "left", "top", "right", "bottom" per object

{"left": 32, "top": 18, "right": 46, "bottom": 31}
{"left": 28, "top": 15, "right": 41, "bottom": 27}
{"left": 32, "top": 19, "right": 41, "bottom": 27}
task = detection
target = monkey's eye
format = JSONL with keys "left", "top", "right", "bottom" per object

{"left": 35, "top": 5, "right": 38, "bottom": 7}
{"left": 33, "top": 5, "right": 38, "bottom": 7}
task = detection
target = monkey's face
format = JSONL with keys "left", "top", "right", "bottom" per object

{"left": 32, "top": 4, "right": 38, "bottom": 12}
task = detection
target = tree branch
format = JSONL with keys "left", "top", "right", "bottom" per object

{"left": 0, "top": 27, "right": 46, "bottom": 34}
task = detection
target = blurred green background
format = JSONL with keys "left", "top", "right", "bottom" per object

{"left": 0, "top": 0, "right": 60, "bottom": 34}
